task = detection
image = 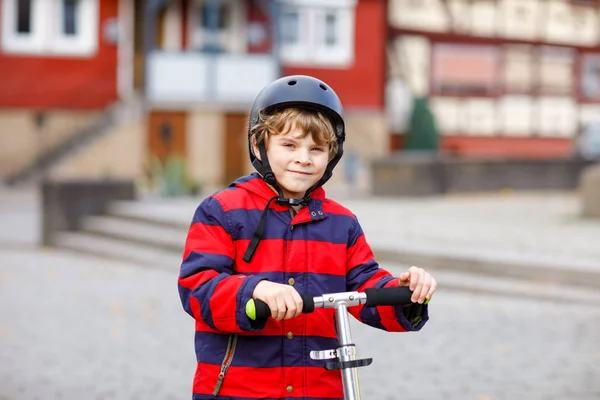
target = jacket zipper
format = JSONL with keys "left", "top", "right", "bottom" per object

{"left": 286, "top": 207, "right": 295, "bottom": 278}
{"left": 213, "top": 333, "right": 239, "bottom": 396}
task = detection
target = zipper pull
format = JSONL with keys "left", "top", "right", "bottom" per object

{"left": 213, "top": 372, "right": 225, "bottom": 396}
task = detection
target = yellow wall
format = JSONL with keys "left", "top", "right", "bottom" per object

{"left": 48, "top": 121, "right": 146, "bottom": 180}
{"left": 187, "top": 109, "right": 225, "bottom": 189}
{"left": 0, "top": 110, "right": 100, "bottom": 178}
{"left": 2, "top": 107, "right": 388, "bottom": 195}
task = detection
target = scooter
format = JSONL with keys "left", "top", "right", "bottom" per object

{"left": 247, "top": 286, "right": 427, "bottom": 400}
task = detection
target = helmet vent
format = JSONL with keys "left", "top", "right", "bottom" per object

{"left": 319, "top": 84, "right": 328, "bottom": 91}
{"left": 288, "top": 80, "right": 297, "bottom": 86}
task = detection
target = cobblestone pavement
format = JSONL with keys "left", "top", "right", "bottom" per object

{"left": 1, "top": 249, "right": 599, "bottom": 400}
{"left": 0, "top": 186, "right": 39, "bottom": 248}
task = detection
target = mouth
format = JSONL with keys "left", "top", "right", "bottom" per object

{"left": 289, "top": 170, "right": 312, "bottom": 176}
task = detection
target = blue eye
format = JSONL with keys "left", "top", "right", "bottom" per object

{"left": 312, "top": 147, "right": 324, "bottom": 152}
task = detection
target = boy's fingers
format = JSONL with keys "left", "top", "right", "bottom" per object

{"left": 283, "top": 296, "right": 298, "bottom": 320}
{"left": 417, "top": 275, "right": 432, "bottom": 304}
{"left": 275, "top": 297, "right": 286, "bottom": 321}
{"left": 292, "top": 291, "right": 303, "bottom": 318}
{"left": 266, "top": 298, "right": 278, "bottom": 320}
{"left": 426, "top": 277, "right": 437, "bottom": 300}
{"left": 398, "top": 272, "right": 410, "bottom": 286}
{"left": 410, "top": 273, "right": 423, "bottom": 302}
{"left": 409, "top": 269, "right": 422, "bottom": 292}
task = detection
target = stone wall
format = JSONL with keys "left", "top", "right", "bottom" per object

{"left": 581, "top": 163, "right": 600, "bottom": 219}
{"left": 372, "top": 153, "right": 593, "bottom": 196}
{"left": 41, "top": 180, "right": 135, "bottom": 246}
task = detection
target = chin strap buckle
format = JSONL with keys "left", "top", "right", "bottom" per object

{"left": 277, "top": 197, "right": 306, "bottom": 207}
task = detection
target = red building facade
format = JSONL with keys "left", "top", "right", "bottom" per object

{"left": 0, "top": 0, "right": 119, "bottom": 109}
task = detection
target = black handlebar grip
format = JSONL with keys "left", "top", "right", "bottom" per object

{"left": 252, "top": 298, "right": 271, "bottom": 323}
{"left": 250, "top": 293, "right": 316, "bottom": 325}
{"left": 301, "top": 293, "right": 315, "bottom": 313}
{"left": 364, "top": 286, "right": 414, "bottom": 307}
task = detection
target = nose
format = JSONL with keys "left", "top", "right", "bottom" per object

{"left": 295, "top": 148, "right": 311, "bottom": 165}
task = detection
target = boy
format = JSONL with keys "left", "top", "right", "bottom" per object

{"left": 178, "top": 75, "right": 437, "bottom": 400}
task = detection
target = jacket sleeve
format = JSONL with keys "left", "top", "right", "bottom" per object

{"left": 345, "top": 216, "right": 428, "bottom": 332}
{"left": 177, "top": 196, "right": 267, "bottom": 333}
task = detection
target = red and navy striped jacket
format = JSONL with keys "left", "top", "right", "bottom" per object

{"left": 178, "top": 173, "right": 429, "bottom": 400}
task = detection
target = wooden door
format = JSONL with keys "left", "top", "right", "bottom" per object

{"left": 224, "top": 112, "right": 249, "bottom": 184}
{"left": 148, "top": 111, "right": 187, "bottom": 164}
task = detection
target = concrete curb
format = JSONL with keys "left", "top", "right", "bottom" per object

{"left": 373, "top": 248, "right": 600, "bottom": 290}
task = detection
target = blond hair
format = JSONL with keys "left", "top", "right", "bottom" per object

{"left": 251, "top": 107, "right": 339, "bottom": 160}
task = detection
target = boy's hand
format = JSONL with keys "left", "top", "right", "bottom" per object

{"left": 398, "top": 266, "right": 437, "bottom": 304}
{"left": 252, "top": 281, "right": 303, "bottom": 321}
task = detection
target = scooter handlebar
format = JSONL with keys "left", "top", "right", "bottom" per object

{"left": 364, "top": 286, "right": 414, "bottom": 307}
{"left": 247, "top": 293, "right": 314, "bottom": 323}
{"left": 247, "top": 286, "right": 420, "bottom": 324}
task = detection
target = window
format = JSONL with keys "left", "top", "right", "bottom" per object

{"left": 278, "top": 1, "right": 356, "bottom": 67}
{"left": 580, "top": 53, "right": 600, "bottom": 101}
{"left": 1, "top": 0, "right": 98, "bottom": 56}
{"left": 431, "top": 44, "right": 500, "bottom": 96}
{"left": 52, "top": 0, "right": 98, "bottom": 55}
{"left": 324, "top": 12, "right": 337, "bottom": 46}
{"left": 503, "top": 45, "right": 534, "bottom": 93}
{"left": 200, "top": 1, "right": 230, "bottom": 29}
{"left": 1, "top": 0, "right": 45, "bottom": 53}
{"left": 280, "top": 9, "right": 301, "bottom": 46}
{"left": 537, "top": 46, "right": 575, "bottom": 95}
{"left": 189, "top": 0, "right": 245, "bottom": 53}
{"left": 63, "top": 0, "right": 79, "bottom": 36}
{"left": 17, "top": 0, "right": 32, "bottom": 33}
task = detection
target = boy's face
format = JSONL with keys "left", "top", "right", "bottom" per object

{"left": 257, "top": 125, "right": 331, "bottom": 199}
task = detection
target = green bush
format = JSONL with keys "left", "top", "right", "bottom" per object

{"left": 405, "top": 97, "right": 440, "bottom": 151}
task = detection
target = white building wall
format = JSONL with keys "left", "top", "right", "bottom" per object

{"left": 387, "top": 0, "right": 598, "bottom": 139}
{"left": 388, "top": 0, "right": 449, "bottom": 32}
{"left": 389, "top": 0, "right": 600, "bottom": 47}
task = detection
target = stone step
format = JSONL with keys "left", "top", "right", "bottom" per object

{"left": 82, "top": 215, "right": 187, "bottom": 252}
{"left": 54, "top": 231, "right": 183, "bottom": 270}
{"left": 373, "top": 243, "right": 600, "bottom": 290}
{"left": 107, "top": 199, "right": 194, "bottom": 228}
{"left": 384, "top": 263, "right": 600, "bottom": 306}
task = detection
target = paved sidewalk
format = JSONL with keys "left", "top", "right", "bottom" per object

{"left": 0, "top": 185, "right": 39, "bottom": 248}
{"left": 1, "top": 247, "right": 599, "bottom": 400}
{"left": 1, "top": 185, "right": 600, "bottom": 399}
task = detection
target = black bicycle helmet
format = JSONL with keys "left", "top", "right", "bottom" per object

{"left": 247, "top": 75, "right": 346, "bottom": 201}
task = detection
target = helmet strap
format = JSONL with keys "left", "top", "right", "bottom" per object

{"left": 252, "top": 142, "right": 277, "bottom": 187}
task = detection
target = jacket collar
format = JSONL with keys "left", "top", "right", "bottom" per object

{"left": 231, "top": 173, "right": 328, "bottom": 223}
{"left": 231, "top": 173, "right": 326, "bottom": 202}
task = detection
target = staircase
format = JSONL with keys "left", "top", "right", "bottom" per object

{"left": 4, "top": 97, "right": 145, "bottom": 186}
{"left": 54, "top": 198, "right": 193, "bottom": 270}
{"left": 51, "top": 195, "right": 600, "bottom": 306}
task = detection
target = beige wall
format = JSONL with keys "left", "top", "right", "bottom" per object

{"left": 2, "top": 107, "right": 387, "bottom": 193}
{"left": 48, "top": 120, "right": 146, "bottom": 180}
{"left": 0, "top": 110, "right": 100, "bottom": 178}
{"left": 329, "top": 110, "right": 388, "bottom": 187}
{"left": 187, "top": 109, "right": 225, "bottom": 189}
